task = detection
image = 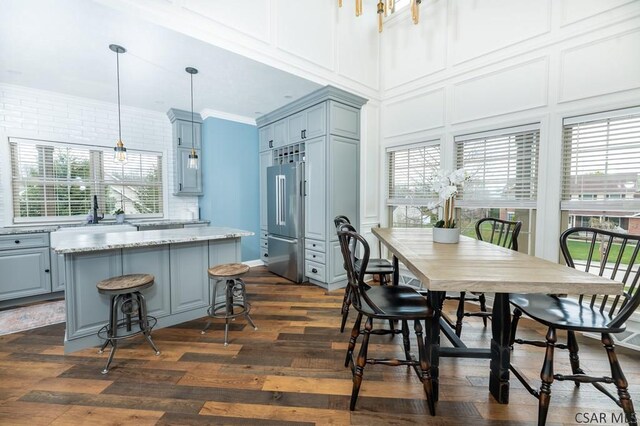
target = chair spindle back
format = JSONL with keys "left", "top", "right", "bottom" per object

{"left": 475, "top": 217, "right": 522, "bottom": 251}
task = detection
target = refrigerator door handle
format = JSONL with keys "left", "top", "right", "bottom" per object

{"left": 269, "top": 235, "right": 297, "bottom": 244}
{"left": 276, "top": 174, "right": 286, "bottom": 226}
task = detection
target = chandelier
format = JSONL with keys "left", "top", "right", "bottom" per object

{"left": 338, "top": 0, "right": 421, "bottom": 33}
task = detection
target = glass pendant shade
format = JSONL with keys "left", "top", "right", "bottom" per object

{"left": 114, "top": 139, "right": 127, "bottom": 163}
{"left": 110, "top": 44, "right": 128, "bottom": 163}
{"left": 186, "top": 66, "right": 199, "bottom": 170}
{"left": 188, "top": 148, "right": 199, "bottom": 170}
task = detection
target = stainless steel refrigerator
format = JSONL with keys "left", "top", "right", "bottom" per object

{"left": 267, "top": 162, "right": 305, "bottom": 283}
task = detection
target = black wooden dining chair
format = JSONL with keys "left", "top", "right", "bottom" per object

{"left": 337, "top": 226, "right": 436, "bottom": 415}
{"left": 509, "top": 227, "right": 639, "bottom": 426}
{"left": 334, "top": 215, "right": 395, "bottom": 332}
{"left": 445, "top": 217, "right": 522, "bottom": 336}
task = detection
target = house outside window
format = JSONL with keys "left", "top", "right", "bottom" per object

{"left": 10, "top": 138, "right": 163, "bottom": 223}
{"left": 454, "top": 124, "right": 541, "bottom": 254}
{"left": 386, "top": 141, "right": 440, "bottom": 228}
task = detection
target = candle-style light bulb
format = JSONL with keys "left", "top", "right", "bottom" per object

{"left": 355, "top": 0, "right": 362, "bottom": 16}
{"left": 338, "top": 0, "right": 342, "bottom": 7}
{"left": 377, "top": 1, "right": 384, "bottom": 32}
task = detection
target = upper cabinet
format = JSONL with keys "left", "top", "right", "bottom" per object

{"left": 259, "top": 119, "right": 288, "bottom": 152}
{"left": 287, "top": 103, "right": 326, "bottom": 144}
{"left": 168, "top": 108, "right": 203, "bottom": 196}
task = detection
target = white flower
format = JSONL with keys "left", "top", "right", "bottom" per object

{"left": 439, "top": 185, "right": 457, "bottom": 200}
{"left": 448, "top": 168, "right": 467, "bottom": 185}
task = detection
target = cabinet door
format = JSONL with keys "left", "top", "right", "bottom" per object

{"left": 176, "top": 147, "right": 202, "bottom": 195}
{"left": 305, "top": 103, "right": 326, "bottom": 140}
{"left": 123, "top": 245, "right": 171, "bottom": 319}
{"left": 170, "top": 241, "right": 209, "bottom": 314}
{"left": 259, "top": 124, "right": 273, "bottom": 152}
{"left": 329, "top": 136, "right": 359, "bottom": 241}
{"left": 259, "top": 150, "right": 271, "bottom": 231}
{"left": 0, "top": 247, "right": 51, "bottom": 301}
{"left": 51, "top": 252, "right": 65, "bottom": 292}
{"left": 176, "top": 120, "right": 202, "bottom": 149}
{"left": 329, "top": 101, "right": 360, "bottom": 140}
{"left": 273, "top": 120, "right": 287, "bottom": 148}
{"left": 287, "top": 111, "right": 306, "bottom": 144}
{"left": 305, "top": 136, "right": 326, "bottom": 241}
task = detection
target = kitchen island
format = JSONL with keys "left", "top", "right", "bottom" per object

{"left": 50, "top": 226, "right": 253, "bottom": 353}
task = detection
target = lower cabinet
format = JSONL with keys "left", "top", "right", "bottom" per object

{"left": 170, "top": 241, "right": 210, "bottom": 314}
{"left": 0, "top": 247, "right": 51, "bottom": 301}
{"left": 123, "top": 245, "right": 171, "bottom": 319}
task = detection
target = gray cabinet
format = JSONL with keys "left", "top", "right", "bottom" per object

{"left": 170, "top": 241, "right": 209, "bottom": 314}
{"left": 0, "top": 233, "right": 51, "bottom": 301}
{"left": 123, "top": 245, "right": 171, "bottom": 319}
{"left": 256, "top": 86, "right": 367, "bottom": 290}
{"left": 168, "top": 108, "right": 203, "bottom": 196}
{"left": 259, "top": 150, "right": 271, "bottom": 231}
{"left": 259, "top": 120, "right": 288, "bottom": 151}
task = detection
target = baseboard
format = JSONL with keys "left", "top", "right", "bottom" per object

{"left": 244, "top": 259, "right": 265, "bottom": 267}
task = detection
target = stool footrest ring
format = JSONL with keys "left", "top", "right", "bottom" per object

{"left": 97, "top": 316, "right": 158, "bottom": 342}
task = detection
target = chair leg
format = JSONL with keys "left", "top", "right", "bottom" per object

{"left": 340, "top": 286, "right": 352, "bottom": 333}
{"left": 602, "top": 333, "right": 637, "bottom": 426}
{"left": 137, "top": 293, "right": 160, "bottom": 356}
{"left": 415, "top": 319, "right": 435, "bottom": 416}
{"left": 509, "top": 307, "right": 523, "bottom": 349}
{"left": 101, "top": 295, "right": 121, "bottom": 374}
{"left": 401, "top": 320, "right": 411, "bottom": 361}
{"left": 538, "top": 327, "right": 557, "bottom": 426}
{"left": 478, "top": 293, "right": 488, "bottom": 327}
{"left": 379, "top": 274, "right": 387, "bottom": 286}
{"left": 350, "top": 316, "right": 372, "bottom": 411}
{"left": 345, "top": 312, "right": 362, "bottom": 368}
{"left": 567, "top": 330, "right": 584, "bottom": 387}
{"left": 455, "top": 292, "right": 466, "bottom": 337}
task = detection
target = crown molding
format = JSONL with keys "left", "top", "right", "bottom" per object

{"left": 200, "top": 109, "right": 257, "bottom": 126}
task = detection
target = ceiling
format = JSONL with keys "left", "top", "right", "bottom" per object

{"left": 0, "top": 0, "right": 322, "bottom": 119}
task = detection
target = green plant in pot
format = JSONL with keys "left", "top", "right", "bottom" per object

{"left": 114, "top": 207, "right": 125, "bottom": 224}
{"left": 428, "top": 168, "right": 470, "bottom": 243}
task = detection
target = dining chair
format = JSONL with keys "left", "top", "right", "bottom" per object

{"left": 333, "top": 215, "right": 395, "bottom": 332}
{"left": 445, "top": 217, "right": 522, "bottom": 336}
{"left": 337, "top": 226, "right": 436, "bottom": 415}
{"left": 509, "top": 227, "right": 639, "bottom": 425}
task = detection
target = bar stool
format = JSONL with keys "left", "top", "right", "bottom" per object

{"left": 96, "top": 273, "right": 160, "bottom": 374}
{"left": 201, "top": 263, "right": 257, "bottom": 346}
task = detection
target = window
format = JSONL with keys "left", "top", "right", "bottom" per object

{"left": 455, "top": 124, "right": 541, "bottom": 253}
{"left": 387, "top": 141, "right": 440, "bottom": 227}
{"left": 561, "top": 106, "right": 640, "bottom": 235}
{"left": 10, "top": 138, "right": 163, "bottom": 222}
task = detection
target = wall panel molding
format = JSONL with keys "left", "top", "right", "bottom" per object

{"left": 382, "top": 88, "right": 446, "bottom": 138}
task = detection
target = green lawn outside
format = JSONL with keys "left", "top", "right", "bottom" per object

{"left": 566, "top": 239, "right": 636, "bottom": 264}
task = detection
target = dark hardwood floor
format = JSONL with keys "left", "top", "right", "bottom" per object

{"left": 0, "top": 266, "right": 638, "bottom": 425}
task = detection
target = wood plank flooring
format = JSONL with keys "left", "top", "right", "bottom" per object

{"left": 0, "top": 266, "right": 638, "bottom": 425}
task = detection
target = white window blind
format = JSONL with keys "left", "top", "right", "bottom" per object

{"left": 387, "top": 142, "right": 440, "bottom": 205}
{"left": 455, "top": 124, "right": 540, "bottom": 208}
{"left": 10, "top": 138, "right": 163, "bottom": 222}
{"left": 561, "top": 107, "right": 640, "bottom": 212}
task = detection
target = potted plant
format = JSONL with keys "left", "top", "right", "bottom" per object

{"left": 428, "top": 168, "right": 470, "bottom": 244}
{"left": 113, "top": 208, "right": 125, "bottom": 224}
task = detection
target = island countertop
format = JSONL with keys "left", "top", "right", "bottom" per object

{"left": 51, "top": 226, "right": 253, "bottom": 254}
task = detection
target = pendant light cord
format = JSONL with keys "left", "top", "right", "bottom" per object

{"left": 116, "top": 51, "right": 122, "bottom": 143}
{"left": 190, "top": 72, "right": 195, "bottom": 149}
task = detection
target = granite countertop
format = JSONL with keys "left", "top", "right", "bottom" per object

{"left": 50, "top": 226, "right": 253, "bottom": 254}
{"left": 0, "top": 219, "right": 210, "bottom": 235}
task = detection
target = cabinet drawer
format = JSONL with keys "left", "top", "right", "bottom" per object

{"left": 260, "top": 238, "right": 268, "bottom": 250}
{"left": 305, "top": 239, "right": 325, "bottom": 253}
{"left": 260, "top": 247, "right": 269, "bottom": 263}
{"left": 305, "top": 249, "right": 325, "bottom": 264}
{"left": 305, "top": 260, "right": 325, "bottom": 282}
{"left": 0, "top": 233, "right": 50, "bottom": 251}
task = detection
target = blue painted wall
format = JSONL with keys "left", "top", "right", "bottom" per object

{"left": 199, "top": 117, "right": 259, "bottom": 261}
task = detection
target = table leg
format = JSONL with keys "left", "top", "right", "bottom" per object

{"left": 392, "top": 255, "right": 399, "bottom": 286}
{"left": 427, "top": 290, "right": 444, "bottom": 402}
{"left": 489, "top": 292, "right": 511, "bottom": 404}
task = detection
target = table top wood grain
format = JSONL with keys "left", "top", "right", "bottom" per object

{"left": 372, "top": 227, "right": 622, "bottom": 295}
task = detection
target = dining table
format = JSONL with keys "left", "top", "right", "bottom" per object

{"left": 371, "top": 227, "right": 623, "bottom": 404}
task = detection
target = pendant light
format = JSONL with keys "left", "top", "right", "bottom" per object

{"left": 109, "top": 44, "right": 127, "bottom": 163}
{"left": 186, "top": 67, "right": 199, "bottom": 170}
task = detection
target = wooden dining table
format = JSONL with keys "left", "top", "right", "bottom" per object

{"left": 372, "top": 227, "right": 623, "bottom": 404}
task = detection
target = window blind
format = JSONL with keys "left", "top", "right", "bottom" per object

{"left": 561, "top": 107, "right": 640, "bottom": 212}
{"left": 387, "top": 142, "right": 440, "bottom": 205}
{"left": 455, "top": 124, "right": 540, "bottom": 208}
{"left": 10, "top": 138, "right": 163, "bottom": 222}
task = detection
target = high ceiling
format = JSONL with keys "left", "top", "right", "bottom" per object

{"left": 0, "top": 0, "right": 321, "bottom": 119}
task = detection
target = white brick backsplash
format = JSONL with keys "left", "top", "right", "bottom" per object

{"left": 0, "top": 83, "right": 198, "bottom": 226}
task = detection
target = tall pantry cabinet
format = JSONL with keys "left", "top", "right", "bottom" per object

{"left": 257, "top": 86, "right": 367, "bottom": 290}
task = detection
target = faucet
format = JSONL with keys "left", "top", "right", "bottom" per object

{"left": 90, "top": 195, "right": 104, "bottom": 224}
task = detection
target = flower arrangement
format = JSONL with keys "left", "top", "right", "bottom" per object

{"left": 427, "top": 168, "right": 470, "bottom": 229}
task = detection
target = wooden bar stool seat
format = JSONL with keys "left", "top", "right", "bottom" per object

{"left": 202, "top": 263, "right": 257, "bottom": 346}
{"left": 96, "top": 273, "right": 160, "bottom": 374}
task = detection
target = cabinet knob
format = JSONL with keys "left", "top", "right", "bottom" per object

{"left": 269, "top": 140, "right": 273, "bottom": 148}
{"left": 178, "top": 137, "right": 182, "bottom": 145}
{"left": 263, "top": 253, "right": 268, "bottom": 258}
{"left": 312, "top": 244, "right": 316, "bottom": 247}
{"left": 311, "top": 268, "right": 318, "bottom": 274}
{"left": 44, "top": 269, "right": 50, "bottom": 273}
{"left": 14, "top": 240, "right": 20, "bottom": 244}
{"left": 312, "top": 254, "right": 316, "bottom": 258}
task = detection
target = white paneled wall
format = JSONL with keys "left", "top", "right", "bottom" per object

{"left": 380, "top": 0, "right": 640, "bottom": 260}
{"left": 0, "top": 83, "right": 198, "bottom": 226}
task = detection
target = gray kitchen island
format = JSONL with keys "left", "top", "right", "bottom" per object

{"left": 50, "top": 226, "right": 253, "bottom": 353}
